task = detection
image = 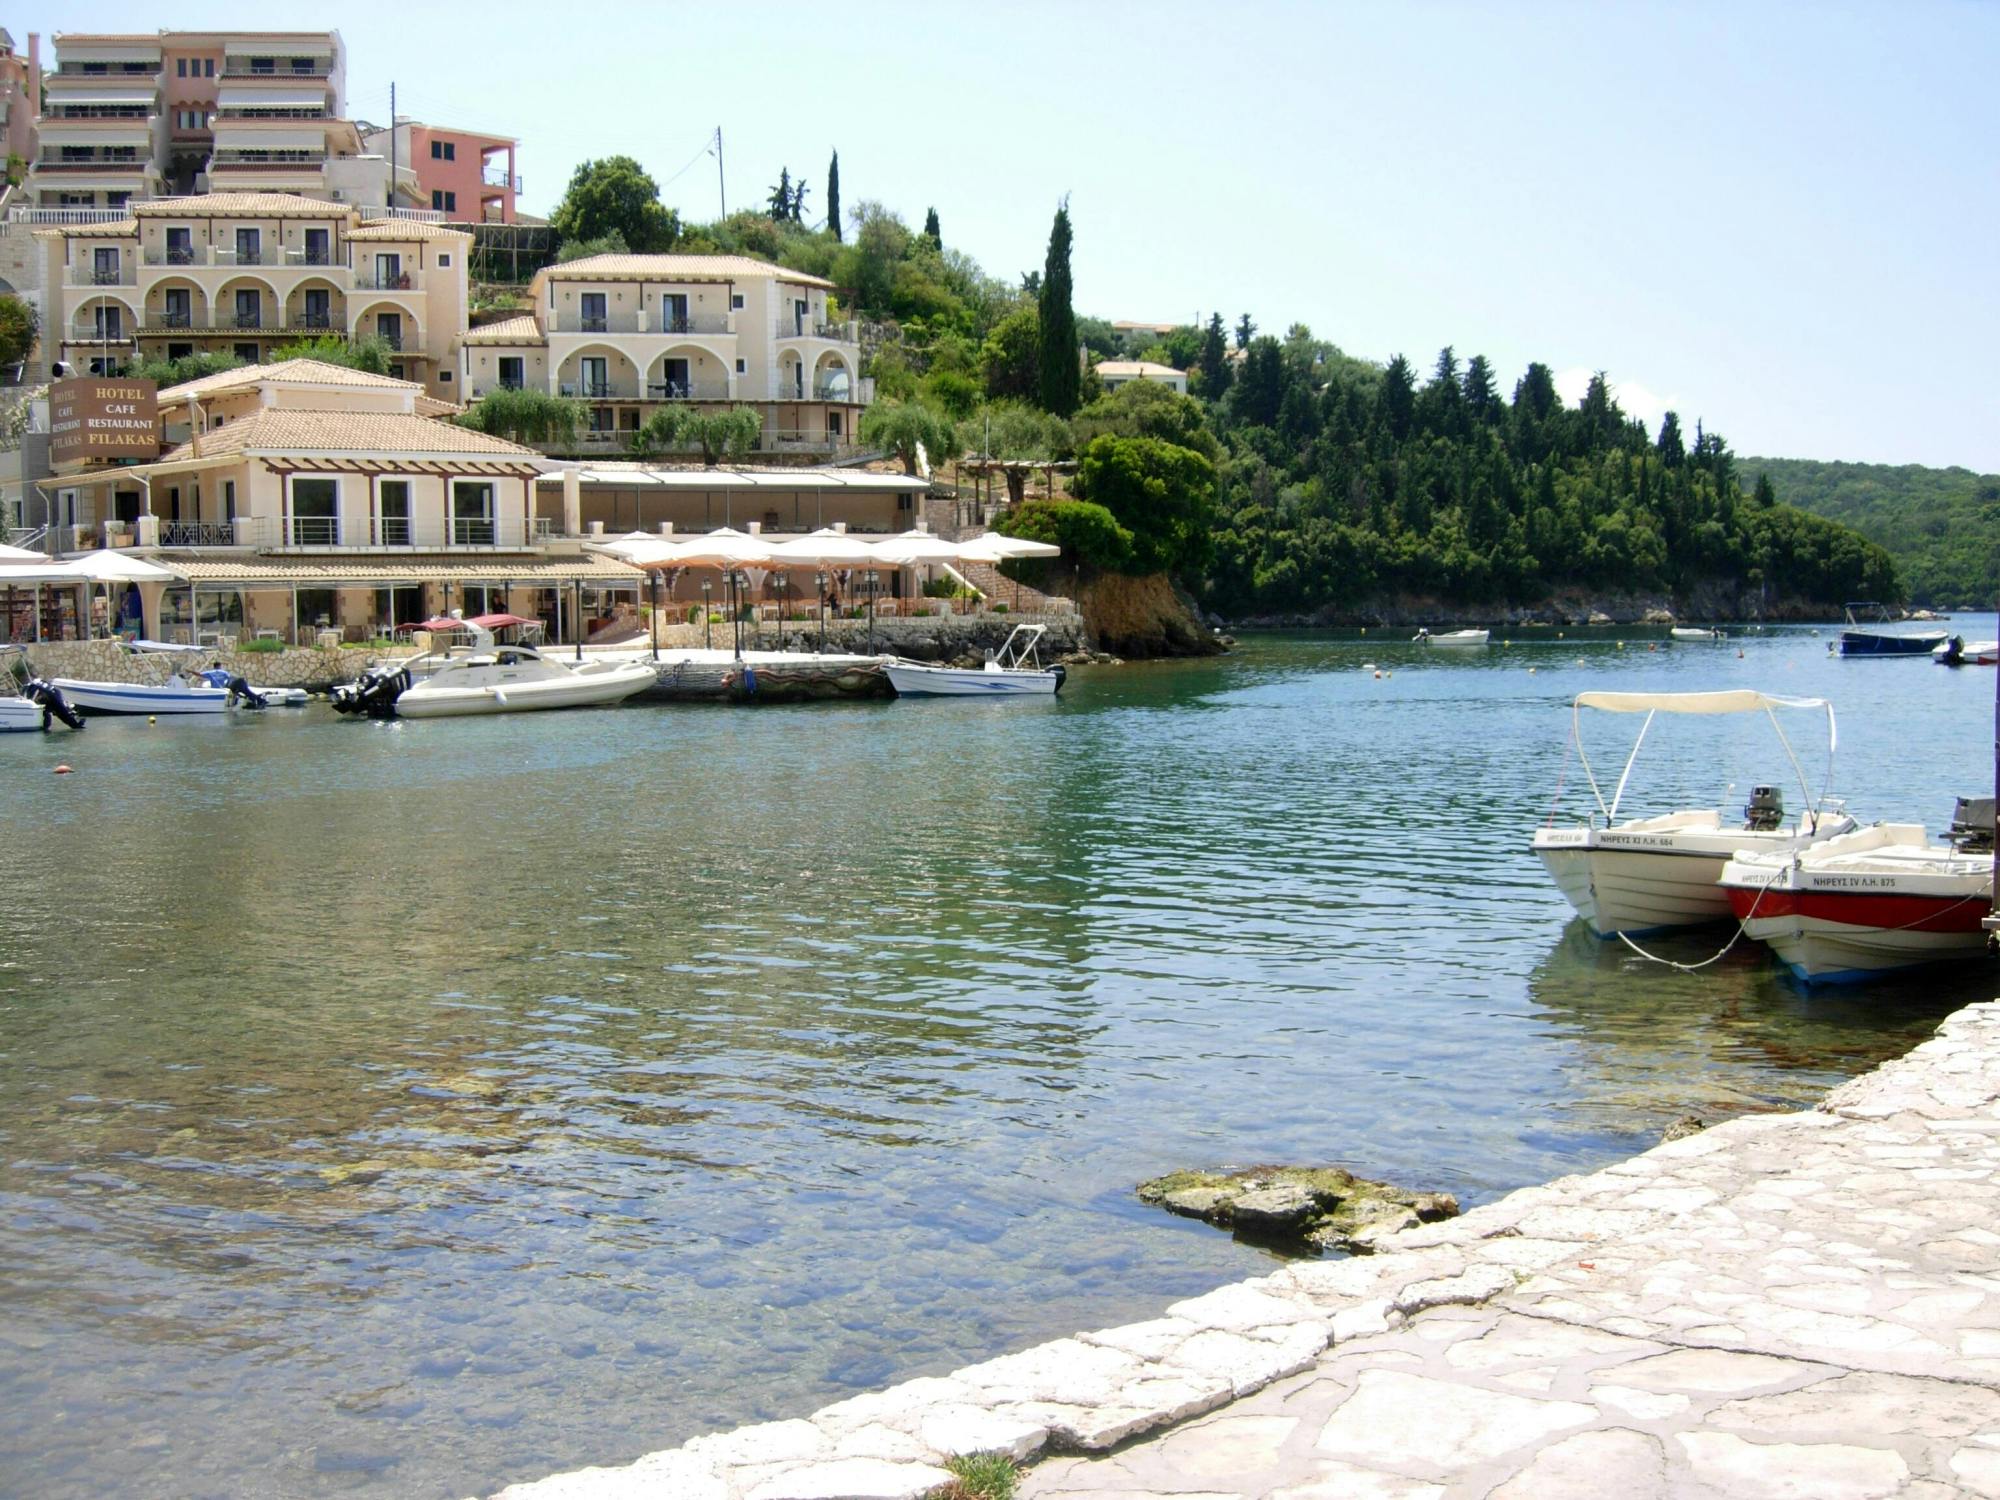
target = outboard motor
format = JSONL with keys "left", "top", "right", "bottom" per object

{"left": 22, "top": 676, "right": 84, "bottom": 731}
{"left": 1051, "top": 663, "right": 1068, "bottom": 695}
{"left": 200, "top": 665, "right": 267, "bottom": 710}
{"left": 1948, "top": 796, "right": 1996, "bottom": 854}
{"left": 330, "top": 662, "right": 410, "bottom": 719}
{"left": 1743, "top": 784, "right": 1786, "bottom": 832}
{"left": 1941, "top": 635, "right": 1967, "bottom": 666}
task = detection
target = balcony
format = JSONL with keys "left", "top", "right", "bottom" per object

{"left": 559, "top": 380, "right": 633, "bottom": 400}
{"left": 66, "top": 263, "right": 137, "bottom": 286}
{"left": 660, "top": 312, "right": 732, "bottom": 336}
{"left": 480, "top": 167, "right": 520, "bottom": 191}
{"left": 775, "top": 319, "right": 857, "bottom": 343}
{"left": 451, "top": 517, "right": 497, "bottom": 547}
{"left": 352, "top": 269, "right": 422, "bottom": 291}
{"left": 645, "top": 380, "right": 732, "bottom": 401}
{"left": 160, "top": 522, "right": 240, "bottom": 548}
{"left": 374, "top": 330, "right": 404, "bottom": 351}
{"left": 222, "top": 60, "right": 336, "bottom": 79}
{"left": 288, "top": 516, "right": 340, "bottom": 546}
{"left": 293, "top": 309, "right": 335, "bottom": 330}
{"left": 36, "top": 156, "right": 149, "bottom": 173}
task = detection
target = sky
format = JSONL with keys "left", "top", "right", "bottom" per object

{"left": 49, "top": 1, "right": 2000, "bottom": 470}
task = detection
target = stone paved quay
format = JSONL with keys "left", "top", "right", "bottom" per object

{"left": 489, "top": 999, "right": 2000, "bottom": 1500}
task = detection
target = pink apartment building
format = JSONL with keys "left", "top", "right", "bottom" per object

{"left": 0, "top": 30, "right": 41, "bottom": 177}
{"left": 362, "top": 119, "right": 518, "bottom": 222}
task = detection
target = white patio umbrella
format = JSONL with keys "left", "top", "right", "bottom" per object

{"left": 766, "top": 530, "right": 880, "bottom": 650}
{"left": 871, "top": 532, "right": 963, "bottom": 566}
{"left": 0, "top": 541, "right": 50, "bottom": 562}
{"left": 65, "top": 551, "right": 177, "bottom": 582}
{"left": 952, "top": 532, "right": 1061, "bottom": 612}
{"left": 650, "top": 529, "right": 782, "bottom": 657}
{"left": 954, "top": 532, "right": 1062, "bottom": 563}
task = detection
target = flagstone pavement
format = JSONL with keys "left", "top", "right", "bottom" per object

{"left": 493, "top": 1000, "right": 2000, "bottom": 1500}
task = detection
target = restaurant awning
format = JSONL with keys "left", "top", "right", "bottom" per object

{"left": 161, "top": 553, "right": 647, "bottom": 588}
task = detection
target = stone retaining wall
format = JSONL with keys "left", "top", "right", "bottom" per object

{"left": 486, "top": 1000, "right": 2000, "bottom": 1500}
{"left": 12, "top": 639, "right": 421, "bottom": 691}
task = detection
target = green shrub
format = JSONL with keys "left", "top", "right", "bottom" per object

{"left": 991, "top": 602, "right": 1009, "bottom": 614}
{"left": 999, "top": 497, "right": 1132, "bottom": 573}
{"left": 237, "top": 637, "right": 284, "bottom": 653}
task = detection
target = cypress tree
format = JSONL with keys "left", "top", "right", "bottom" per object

{"left": 923, "top": 206, "right": 941, "bottom": 247}
{"left": 1197, "top": 312, "right": 1231, "bottom": 399}
{"left": 826, "top": 150, "right": 841, "bottom": 240}
{"left": 1037, "top": 201, "right": 1079, "bottom": 416}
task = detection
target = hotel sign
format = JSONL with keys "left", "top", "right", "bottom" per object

{"left": 50, "top": 377, "right": 160, "bottom": 464}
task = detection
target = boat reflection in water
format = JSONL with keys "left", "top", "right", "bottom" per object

{"left": 1522, "top": 921, "right": 1971, "bottom": 1148}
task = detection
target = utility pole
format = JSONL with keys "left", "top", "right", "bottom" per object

{"left": 389, "top": 81, "right": 397, "bottom": 213}
{"left": 714, "top": 126, "right": 726, "bottom": 218}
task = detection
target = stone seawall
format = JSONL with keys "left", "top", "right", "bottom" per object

{"left": 486, "top": 999, "right": 2000, "bottom": 1500}
{"left": 11, "top": 639, "right": 421, "bottom": 692}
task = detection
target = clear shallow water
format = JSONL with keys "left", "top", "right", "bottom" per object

{"left": 0, "top": 621, "right": 1992, "bottom": 1498}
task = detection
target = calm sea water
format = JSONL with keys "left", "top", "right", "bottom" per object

{"left": 1, "top": 621, "right": 1993, "bottom": 1498}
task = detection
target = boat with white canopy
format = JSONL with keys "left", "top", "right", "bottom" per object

{"left": 1532, "top": 689, "right": 1854, "bottom": 937}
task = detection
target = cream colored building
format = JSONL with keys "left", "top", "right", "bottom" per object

{"left": 39, "top": 191, "right": 471, "bottom": 403}
{"left": 462, "top": 254, "right": 872, "bottom": 456}
{"left": 45, "top": 358, "right": 637, "bottom": 643}
{"left": 1094, "top": 359, "right": 1188, "bottom": 396}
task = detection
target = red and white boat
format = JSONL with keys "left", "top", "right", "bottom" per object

{"left": 1719, "top": 799, "right": 1995, "bottom": 984}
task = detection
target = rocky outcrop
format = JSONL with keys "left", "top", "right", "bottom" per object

{"left": 1222, "top": 582, "right": 1862, "bottom": 629}
{"left": 1138, "top": 1166, "right": 1460, "bottom": 1254}
{"left": 1077, "top": 574, "right": 1226, "bottom": 659}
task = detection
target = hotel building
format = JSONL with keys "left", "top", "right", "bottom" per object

{"left": 462, "top": 254, "right": 870, "bottom": 456}
{"left": 39, "top": 191, "right": 471, "bottom": 402}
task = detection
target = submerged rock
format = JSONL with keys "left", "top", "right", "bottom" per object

{"left": 1137, "top": 1165, "right": 1460, "bottom": 1255}
{"left": 1661, "top": 1115, "right": 1707, "bottom": 1143}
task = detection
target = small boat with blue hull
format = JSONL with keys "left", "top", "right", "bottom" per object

{"left": 1836, "top": 602, "right": 1948, "bottom": 657}
{"left": 52, "top": 669, "right": 307, "bottom": 715}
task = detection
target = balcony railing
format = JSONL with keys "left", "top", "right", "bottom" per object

{"left": 451, "top": 517, "right": 496, "bottom": 546}
{"left": 352, "top": 270, "right": 421, "bottom": 291}
{"left": 160, "top": 522, "right": 240, "bottom": 548}
{"left": 232, "top": 311, "right": 265, "bottom": 329}
{"left": 294, "top": 309, "right": 334, "bottom": 329}
{"left": 374, "top": 330, "right": 404, "bottom": 351}
{"left": 8, "top": 206, "right": 132, "bottom": 224}
{"left": 289, "top": 516, "right": 339, "bottom": 546}
{"left": 774, "top": 319, "right": 858, "bottom": 343}
{"left": 480, "top": 167, "right": 519, "bottom": 191}
{"left": 37, "top": 157, "right": 148, "bottom": 172}
{"left": 67, "top": 264, "right": 136, "bottom": 286}
{"left": 660, "top": 312, "right": 732, "bottom": 335}
{"left": 223, "top": 60, "right": 336, "bottom": 79}
{"left": 379, "top": 516, "right": 411, "bottom": 546}
{"left": 151, "top": 309, "right": 193, "bottom": 327}
{"left": 645, "top": 381, "right": 732, "bottom": 401}
{"left": 210, "top": 151, "right": 327, "bottom": 169}
{"left": 214, "top": 247, "right": 285, "bottom": 267}
{"left": 560, "top": 380, "right": 630, "bottom": 400}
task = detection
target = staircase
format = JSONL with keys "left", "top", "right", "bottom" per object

{"left": 952, "top": 557, "right": 1073, "bottom": 616}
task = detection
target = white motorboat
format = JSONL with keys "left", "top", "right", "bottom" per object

{"left": 884, "top": 624, "right": 1066, "bottom": 698}
{"left": 334, "top": 624, "right": 655, "bottom": 718}
{"left": 1, "top": 646, "right": 85, "bottom": 732}
{"left": 1532, "top": 689, "right": 1855, "bottom": 937}
{"left": 1670, "top": 626, "right": 1725, "bottom": 641}
{"left": 1720, "top": 798, "right": 1994, "bottom": 984}
{"left": 52, "top": 669, "right": 307, "bottom": 715}
{"left": 1935, "top": 636, "right": 1999, "bottom": 666}
{"left": 1413, "top": 628, "right": 1489, "bottom": 646}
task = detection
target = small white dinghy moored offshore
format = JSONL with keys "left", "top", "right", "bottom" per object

{"left": 1413, "top": 627, "right": 1489, "bottom": 646}
{"left": 1531, "top": 689, "right": 1855, "bottom": 937}
{"left": 884, "top": 624, "right": 1066, "bottom": 698}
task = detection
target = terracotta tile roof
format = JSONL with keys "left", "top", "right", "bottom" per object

{"left": 155, "top": 408, "right": 541, "bottom": 463}
{"left": 463, "top": 314, "right": 545, "bottom": 346}
{"left": 37, "top": 219, "right": 139, "bottom": 239}
{"left": 345, "top": 218, "right": 474, "bottom": 243}
{"left": 157, "top": 358, "right": 429, "bottom": 400}
{"left": 548, "top": 253, "right": 834, "bottom": 289}
{"left": 131, "top": 192, "right": 348, "bottom": 217}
